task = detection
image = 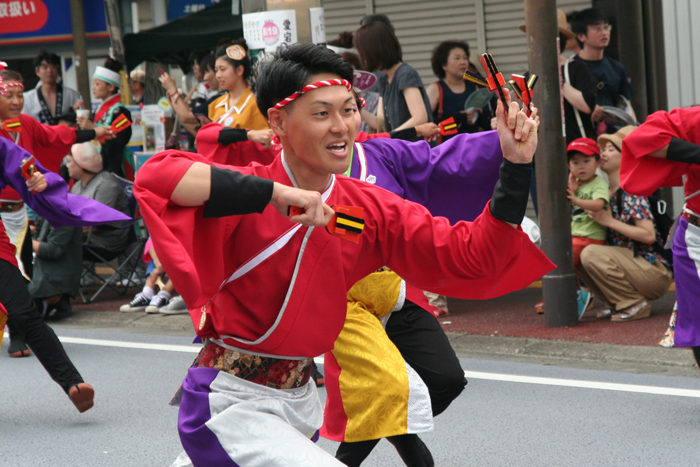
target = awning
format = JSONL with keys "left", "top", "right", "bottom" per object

{"left": 123, "top": 0, "right": 242, "bottom": 71}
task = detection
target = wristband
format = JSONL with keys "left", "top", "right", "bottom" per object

{"left": 489, "top": 159, "right": 532, "bottom": 225}
{"left": 75, "top": 129, "right": 96, "bottom": 143}
{"left": 203, "top": 166, "right": 274, "bottom": 218}
{"left": 665, "top": 137, "right": 700, "bottom": 166}
{"left": 389, "top": 127, "right": 417, "bottom": 141}
{"left": 217, "top": 128, "right": 249, "bottom": 146}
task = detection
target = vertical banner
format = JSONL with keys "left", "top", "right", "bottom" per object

{"left": 309, "top": 7, "right": 325, "bottom": 45}
{"left": 242, "top": 10, "right": 297, "bottom": 52}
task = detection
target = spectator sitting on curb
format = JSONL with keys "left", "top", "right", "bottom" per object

{"left": 28, "top": 214, "right": 82, "bottom": 321}
{"left": 120, "top": 237, "right": 186, "bottom": 314}
{"left": 577, "top": 125, "right": 672, "bottom": 321}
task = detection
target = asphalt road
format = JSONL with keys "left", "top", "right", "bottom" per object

{"left": 2, "top": 327, "right": 700, "bottom": 467}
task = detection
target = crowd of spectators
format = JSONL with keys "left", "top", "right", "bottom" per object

{"left": 2, "top": 6, "right": 671, "bottom": 363}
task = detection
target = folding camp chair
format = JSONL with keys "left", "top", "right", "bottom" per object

{"left": 79, "top": 175, "right": 148, "bottom": 303}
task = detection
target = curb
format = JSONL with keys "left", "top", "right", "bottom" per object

{"left": 51, "top": 310, "right": 698, "bottom": 371}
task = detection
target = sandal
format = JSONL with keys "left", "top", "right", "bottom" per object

{"left": 596, "top": 308, "right": 613, "bottom": 319}
{"left": 611, "top": 301, "right": 651, "bottom": 322}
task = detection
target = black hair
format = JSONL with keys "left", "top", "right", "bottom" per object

{"left": 0, "top": 69, "right": 23, "bottom": 84}
{"left": 567, "top": 150, "right": 600, "bottom": 161}
{"left": 103, "top": 57, "right": 123, "bottom": 74}
{"left": 201, "top": 52, "right": 216, "bottom": 72}
{"left": 215, "top": 38, "right": 251, "bottom": 80}
{"left": 33, "top": 49, "right": 60, "bottom": 69}
{"left": 431, "top": 40, "right": 470, "bottom": 79}
{"left": 570, "top": 8, "right": 608, "bottom": 37}
{"left": 256, "top": 43, "right": 354, "bottom": 119}
{"left": 360, "top": 14, "right": 394, "bottom": 32}
{"left": 56, "top": 108, "right": 77, "bottom": 125}
{"left": 194, "top": 51, "right": 211, "bottom": 67}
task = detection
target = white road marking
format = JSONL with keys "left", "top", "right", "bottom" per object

{"left": 462, "top": 370, "right": 700, "bottom": 398}
{"left": 7, "top": 334, "right": 699, "bottom": 398}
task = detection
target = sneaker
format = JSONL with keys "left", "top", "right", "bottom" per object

{"left": 145, "top": 294, "right": 169, "bottom": 314}
{"left": 119, "top": 292, "right": 151, "bottom": 313}
{"left": 8, "top": 336, "right": 31, "bottom": 358}
{"left": 160, "top": 295, "right": 188, "bottom": 315}
{"left": 577, "top": 290, "right": 592, "bottom": 319}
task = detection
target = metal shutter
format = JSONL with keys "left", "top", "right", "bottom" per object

{"left": 374, "top": 0, "right": 478, "bottom": 86}
{"left": 483, "top": 0, "right": 591, "bottom": 78}
{"left": 323, "top": 0, "right": 367, "bottom": 41}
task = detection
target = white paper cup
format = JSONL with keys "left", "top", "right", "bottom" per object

{"left": 76, "top": 109, "right": 90, "bottom": 119}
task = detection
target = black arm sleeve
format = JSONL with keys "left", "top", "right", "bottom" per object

{"left": 665, "top": 137, "right": 700, "bottom": 166}
{"left": 389, "top": 127, "right": 417, "bottom": 141}
{"left": 489, "top": 159, "right": 532, "bottom": 225}
{"left": 203, "top": 166, "right": 274, "bottom": 218}
{"left": 100, "top": 108, "right": 132, "bottom": 177}
{"left": 75, "top": 130, "right": 97, "bottom": 143}
{"left": 217, "top": 128, "right": 249, "bottom": 146}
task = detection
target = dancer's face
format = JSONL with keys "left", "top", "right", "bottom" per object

{"left": 270, "top": 74, "right": 357, "bottom": 179}
{"left": 0, "top": 82, "right": 24, "bottom": 120}
{"left": 215, "top": 58, "right": 244, "bottom": 92}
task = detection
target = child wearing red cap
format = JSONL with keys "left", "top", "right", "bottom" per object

{"left": 567, "top": 137, "right": 609, "bottom": 268}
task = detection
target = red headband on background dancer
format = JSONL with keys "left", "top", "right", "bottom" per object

{"left": 0, "top": 61, "right": 24, "bottom": 134}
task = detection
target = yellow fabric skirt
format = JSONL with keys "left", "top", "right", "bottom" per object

{"left": 326, "top": 271, "right": 432, "bottom": 442}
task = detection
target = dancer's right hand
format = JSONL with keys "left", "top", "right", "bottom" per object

{"left": 270, "top": 183, "right": 336, "bottom": 227}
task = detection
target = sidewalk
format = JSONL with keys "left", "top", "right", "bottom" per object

{"left": 63, "top": 284, "right": 697, "bottom": 372}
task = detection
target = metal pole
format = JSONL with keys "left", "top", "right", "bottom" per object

{"left": 525, "top": 0, "right": 578, "bottom": 327}
{"left": 616, "top": 0, "right": 648, "bottom": 121}
{"left": 131, "top": 1, "right": 140, "bottom": 34}
{"left": 69, "top": 0, "right": 91, "bottom": 110}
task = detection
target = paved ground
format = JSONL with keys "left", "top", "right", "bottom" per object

{"left": 4, "top": 328, "right": 700, "bottom": 467}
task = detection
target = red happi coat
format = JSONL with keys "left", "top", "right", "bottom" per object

{"left": 134, "top": 151, "right": 554, "bottom": 358}
{"left": 621, "top": 106, "right": 700, "bottom": 212}
{"left": 195, "top": 123, "right": 278, "bottom": 166}
{"left": 0, "top": 114, "right": 77, "bottom": 201}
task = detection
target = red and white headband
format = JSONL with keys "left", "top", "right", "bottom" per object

{"left": 273, "top": 78, "right": 353, "bottom": 110}
{"left": 0, "top": 61, "right": 25, "bottom": 96}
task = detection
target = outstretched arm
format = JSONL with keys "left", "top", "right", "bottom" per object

{"left": 170, "top": 162, "right": 334, "bottom": 227}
